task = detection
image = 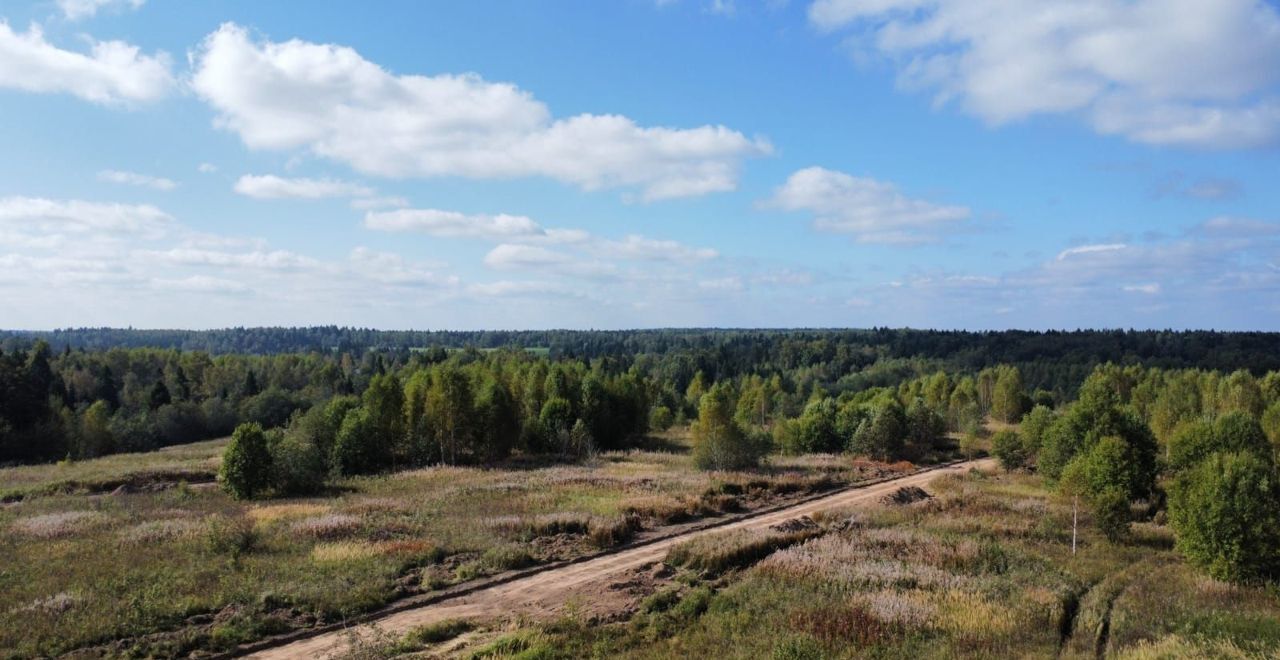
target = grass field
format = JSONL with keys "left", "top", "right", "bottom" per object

{"left": 393, "top": 467, "right": 1280, "bottom": 659}
{"left": 0, "top": 430, "right": 914, "bottom": 658}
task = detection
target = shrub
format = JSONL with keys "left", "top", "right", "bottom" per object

{"left": 1169, "top": 451, "right": 1280, "bottom": 583}
{"left": 270, "top": 430, "right": 326, "bottom": 495}
{"left": 239, "top": 387, "right": 304, "bottom": 430}
{"left": 482, "top": 544, "right": 535, "bottom": 571}
{"left": 220, "top": 422, "right": 273, "bottom": 499}
{"left": 991, "top": 430, "right": 1025, "bottom": 471}
{"left": 649, "top": 405, "right": 674, "bottom": 432}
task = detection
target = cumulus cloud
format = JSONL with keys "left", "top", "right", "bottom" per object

{"left": 190, "top": 23, "right": 770, "bottom": 200}
{"left": 808, "top": 0, "right": 1280, "bottom": 148}
{"left": 57, "top": 0, "right": 145, "bottom": 21}
{"left": 365, "top": 207, "right": 714, "bottom": 263}
{"left": 767, "top": 166, "right": 970, "bottom": 244}
{"left": 98, "top": 169, "right": 177, "bottom": 191}
{"left": 0, "top": 196, "right": 172, "bottom": 238}
{"left": 0, "top": 22, "right": 173, "bottom": 104}
{"left": 365, "top": 209, "right": 545, "bottom": 240}
{"left": 140, "top": 247, "right": 320, "bottom": 271}
{"left": 233, "top": 174, "right": 373, "bottom": 200}
{"left": 1056, "top": 243, "right": 1127, "bottom": 260}
{"left": 349, "top": 196, "right": 408, "bottom": 211}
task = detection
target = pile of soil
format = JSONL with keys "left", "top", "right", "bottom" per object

{"left": 879, "top": 486, "right": 932, "bottom": 506}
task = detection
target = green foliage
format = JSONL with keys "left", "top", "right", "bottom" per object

{"left": 331, "top": 407, "right": 378, "bottom": 476}
{"left": 795, "top": 398, "right": 841, "bottom": 454}
{"left": 1262, "top": 401, "right": 1280, "bottom": 449}
{"left": 1060, "top": 435, "right": 1152, "bottom": 541}
{"left": 905, "top": 398, "right": 946, "bottom": 453}
{"left": 991, "top": 430, "right": 1025, "bottom": 471}
{"left": 992, "top": 366, "right": 1028, "bottom": 423}
{"left": 1169, "top": 413, "right": 1273, "bottom": 474}
{"left": 692, "top": 384, "right": 762, "bottom": 470}
{"left": 649, "top": 405, "right": 674, "bottom": 432}
{"left": 1169, "top": 451, "right": 1280, "bottom": 583}
{"left": 270, "top": 429, "right": 326, "bottom": 495}
{"left": 219, "top": 422, "right": 272, "bottom": 499}
{"left": 1019, "top": 405, "right": 1055, "bottom": 455}
{"left": 848, "top": 402, "right": 905, "bottom": 461}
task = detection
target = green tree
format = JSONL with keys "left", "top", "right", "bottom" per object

{"left": 79, "top": 399, "right": 114, "bottom": 458}
{"left": 270, "top": 428, "right": 325, "bottom": 495}
{"left": 991, "top": 430, "right": 1025, "bottom": 471}
{"left": 795, "top": 398, "right": 841, "bottom": 453}
{"left": 849, "top": 402, "right": 906, "bottom": 461}
{"left": 905, "top": 398, "right": 946, "bottom": 453}
{"left": 991, "top": 366, "right": 1027, "bottom": 423}
{"left": 1060, "top": 435, "right": 1147, "bottom": 541}
{"left": 474, "top": 378, "right": 519, "bottom": 462}
{"left": 692, "top": 384, "right": 761, "bottom": 470}
{"left": 427, "top": 367, "right": 474, "bottom": 464}
{"left": 1019, "top": 405, "right": 1055, "bottom": 456}
{"left": 220, "top": 422, "right": 273, "bottom": 499}
{"left": 1169, "top": 451, "right": 1280, "bottom": 583}
{"left": 649, "top": 405, "right": 674, "bottom": 431}
{"left": 331, "top": 407, "right": 377, "bottom": 476}
{"left": 1262, "top": 401, "right": 1280, "bottom": 450}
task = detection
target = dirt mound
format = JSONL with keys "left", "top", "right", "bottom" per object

{"left": 880, "top": 486, "right": 932, "bottom": 506}
{"left": 769, "top": 515, "right": 820, "bottom": 533}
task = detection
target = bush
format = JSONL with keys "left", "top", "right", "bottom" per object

{"left": 1169, "top": 451, "right": 1280, "bottom": 583}
{"left": 220, "top": 423, "right": 273, "bottom": 499}
{"left": 991, "top": 430, "right": 1025, "bottom": 471}
{"left": 270, "top": 430, "right": 326, "bottom": 495}
{"left": 649, "top": 405, "right": 674, "bottom": 432}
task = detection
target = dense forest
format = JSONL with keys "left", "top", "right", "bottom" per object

{"left": 4, "top": 327, "right": 1280, "bottom": 394}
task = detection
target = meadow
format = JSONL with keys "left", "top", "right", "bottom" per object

{"left": 0, "top": 430, "right": 911, "bottom": 658}
{"left": 381, "top": 467, "right": 1280, "bottom": 659}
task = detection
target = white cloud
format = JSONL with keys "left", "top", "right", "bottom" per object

{"left": 349, "top": 196, "right": 408, "bottom": 211}
{"left": 0, "top": 22, "right": 173, "bottom": 104}
{"left": 1056, "top": 243, "right": 1127, "bottom": 260}
{"left": 57, "top": 0, "right": 145, "bottom": 21}
{"left": 140, "top": 247, "right": 320, "bottom": 271}
{"left": 466, "top": 280, "right": 579, "bottom": 298}
{"left": 596, "top": 235, "right": 718, "bottom": 262}
{"left": 191, "top": 23, "right": 770, "bottom": 200}
{"left": 809, "top": 0, "right": 1280, "bottom": 148}
{"left": 233, "top": 174, "right": 373, "bottom": 200}
{"left": 151, "top": 275, "right": 249, "bottom": 294}
{"left": 365, "top": 209, "right": 545, "bottom": 240}
{"left": 698, "top": 276, "right": 744, "bottom": 291}
{"left": 97, "top": 169, "right": 177, "bottom": 190}
{"left": 348, "top": 247, "right": 457, "bottom": 287}
{"left": 1197, "top": 216, "right": 1280, "bottom": 237}
{"left": 1123, "top": 283, "right": 1161, "bottom": 294}
{"left": 0, "top": 196, "right": 172, "bottom": 237}
{"left": 197, "top": 162, "right": 218, "bottom": 174}
{"left": 767, "top": 166, "right": 970, "bottom": 244}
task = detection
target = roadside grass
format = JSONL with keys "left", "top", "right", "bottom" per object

{"left": 463, "top": 469, "right": 1280, "bottom": 659}
{"left": 0, "top": 434, "right": 910, "bottom": 657}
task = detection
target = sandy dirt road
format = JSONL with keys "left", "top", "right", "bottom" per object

{"left": 245, "top": 458, "right": 993, "bottom": 659}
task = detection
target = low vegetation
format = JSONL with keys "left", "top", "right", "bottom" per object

{"left": 453, "top": 468, "right": 1280, "bottom": 658}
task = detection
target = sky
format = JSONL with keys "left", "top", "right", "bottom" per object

{"left": 1, "top": 0, "right": 1278, "bottom": 331}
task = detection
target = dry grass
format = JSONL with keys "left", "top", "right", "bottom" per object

{"left": 0, "top": 438, "right": 910, "bottom": 657}
{"left": 480, "top": 468, "right": 1280, "bottom": 659}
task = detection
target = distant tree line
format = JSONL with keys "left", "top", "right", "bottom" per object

{"left": 4, "top": 327, "right": 1280, "bottom": 395}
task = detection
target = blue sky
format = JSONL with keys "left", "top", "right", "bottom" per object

{"left": 1, "top": 0, "right": 1278, "bottom": 330}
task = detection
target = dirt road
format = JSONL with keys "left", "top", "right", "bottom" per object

{"left": 245, "top": 459, "right": 992, "bottom": 659}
